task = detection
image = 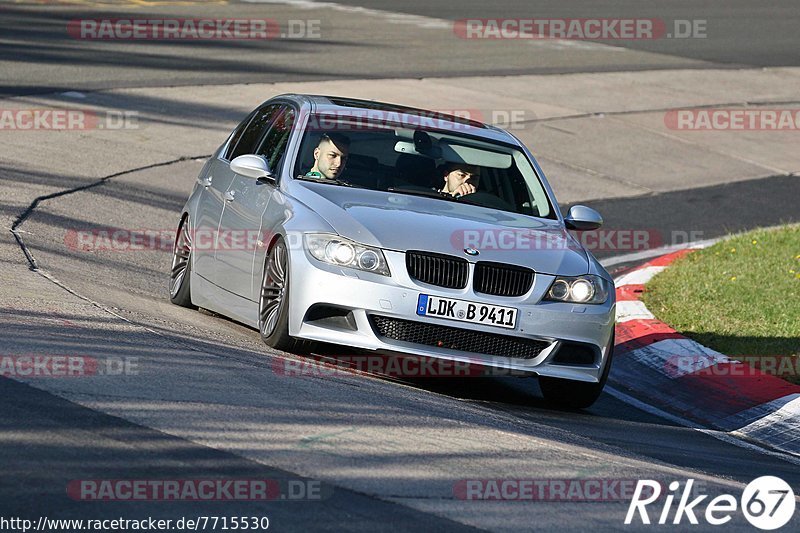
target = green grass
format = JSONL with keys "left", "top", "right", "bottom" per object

{"left": 641, "top": 225, "right": 800, "bottom": 384}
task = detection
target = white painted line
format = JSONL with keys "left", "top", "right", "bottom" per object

{"left": 695, "top": 428, "right": 800, "bottom": 466}
{"left": 605, "top": 386, "right": 800, "bottom": 467}
{"left": 606, "top": 385, "right": 702, "bottom": 428}
{"left": 601, "top": 238, "right": 720, "bottom": 268}
{"left": 615, "top": 300, "right": 654, "bottom": 323}
{"left": 615, "top": 265, "right": 665, "bottom": 287}
{"left": 241, "top": 0, "right": 451, "bottom": 30}
{"left": 244, "top": 0, "right": 621, "bottom": 51}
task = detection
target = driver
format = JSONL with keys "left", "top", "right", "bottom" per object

{"left": 307, "top": 133, "right": 350, "bottom": 180}
{"left": 438, "top": 162, "right": 480, "bottom": 197}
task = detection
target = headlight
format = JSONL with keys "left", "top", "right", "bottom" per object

{"left": 544, "top": 275, "right": 610, "bottom": 304}
{"left": 305, "top": 234, "right": 390, "bottom": 276}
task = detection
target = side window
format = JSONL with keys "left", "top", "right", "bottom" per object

{"left": 257, "top": 107, "right": 296, "bottom": 171}
{"left": 223, "top": 110, "right": 256, "bottom": 160}
{"left": 229, "top": 104, "right": 279, "bottom": 160}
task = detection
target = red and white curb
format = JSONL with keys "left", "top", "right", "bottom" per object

{"left": 610, "top": 248, "right": 800, "bottom": 457}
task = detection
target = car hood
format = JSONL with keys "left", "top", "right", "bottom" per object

{"left": 288, "top": 181, "right": 589, "bottom": 276}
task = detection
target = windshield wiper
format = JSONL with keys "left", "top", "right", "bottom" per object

{"left": 296, "top": 175, "right": 354, "bottom": 187}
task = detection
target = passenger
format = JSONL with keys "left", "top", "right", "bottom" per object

{"left": 438, "top": 162, "right": 480, "bottom": 197}
{"left": 307, "top": 133, "right": 350, "bottom": 180}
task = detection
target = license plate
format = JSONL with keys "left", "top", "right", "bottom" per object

{"left": 416, "top": 294, "right": 517, "bottom": 329}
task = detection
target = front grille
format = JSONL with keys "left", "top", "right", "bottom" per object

{"left": 406, "top": 251, "right": 468, "bottom": 289}
{"left": 474, "top": 262, "right": 534, "bottom": 297}
{"left": 369, "top": 315, "right": 549, "bottom": 359}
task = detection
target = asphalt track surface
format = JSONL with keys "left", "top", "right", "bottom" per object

{"left": 2, "top": 1, "right": 800, "bottom": 532}
{"left": 3, "top": 0, "right": 800, "bottom": 96}
{"left": 334, "top": 0, "right": 800, "bottom": 67}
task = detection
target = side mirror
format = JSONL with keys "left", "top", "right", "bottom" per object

{"left": 564, "top": 205, "right": 603, "bottom": 231}
{"left": 230, "top": 154, "right": 275, "bottom": 182}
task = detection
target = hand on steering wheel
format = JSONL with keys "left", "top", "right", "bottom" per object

{"left": 449, "top": 182, "right": 476, "bottom": 198}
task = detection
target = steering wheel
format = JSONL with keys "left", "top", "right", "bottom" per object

{"left": 458, "top": 191, "right": 516, "bottom": 211}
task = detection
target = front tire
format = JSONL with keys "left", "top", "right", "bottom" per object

{"left": 539, "top": 338, "right": 614, "bottom": 409}
{"left": 258, "top": 238, "right": 313, "bottom": 353}
{"left": 169, "top": 215, "right": 196, "bottom": 308}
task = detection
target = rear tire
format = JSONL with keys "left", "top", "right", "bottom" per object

{"left": 169, "top": 215, "right": 196, "bottom": 309}
{"left": 539, "top": 337, "right": 614, "bottom": 409}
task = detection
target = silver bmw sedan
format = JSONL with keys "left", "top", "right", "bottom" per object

{"left": 170, "top": 94, "right": 615, "bottom": 408}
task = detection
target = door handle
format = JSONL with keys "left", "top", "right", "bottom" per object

{"left": 202, "top": 176, "right": 213, "bottom": 189}
{"left": 224, "top": 190, "right": 236, "bottom": 202}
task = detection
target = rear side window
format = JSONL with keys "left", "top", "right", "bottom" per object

{"left": 229, "top": 104, "right": 279, "bottom": 160}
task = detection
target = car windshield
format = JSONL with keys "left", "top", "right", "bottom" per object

{"left": 292, "top": 115, "right": 555, "bottom": 219}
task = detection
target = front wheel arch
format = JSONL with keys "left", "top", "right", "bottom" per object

{"left": 258, "top": 236, "right": 315, "bottom": 354}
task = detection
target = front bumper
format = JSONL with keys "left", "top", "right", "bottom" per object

{"left": 288, "top": 248, "right": 615, "bottom": 383}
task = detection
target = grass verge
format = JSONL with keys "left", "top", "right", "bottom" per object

{"left": 641, "top": 225, "right": 800, "bottom": 384}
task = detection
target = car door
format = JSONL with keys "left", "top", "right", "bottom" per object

{"left": 195, "top": 104, "right": 279, "bottom": 285}
{"left": 215, "top": 105, "right": 296, "bottom": 300}
{"left": 192, "top": 111, "right": 252, "bottom": 280}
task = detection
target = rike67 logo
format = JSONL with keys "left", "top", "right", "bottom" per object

{"left": 626, "top": 477, "right": 796, "bottom": 530}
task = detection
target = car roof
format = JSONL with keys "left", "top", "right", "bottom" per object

{"left": 274, "top": 93, "right": 520, "bottom": 145}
